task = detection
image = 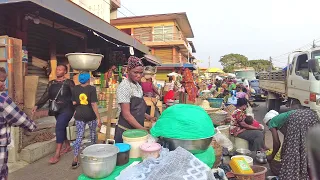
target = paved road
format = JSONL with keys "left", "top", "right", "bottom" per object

{"left": 9, "top": 101, "right": 287, "bottom": 180}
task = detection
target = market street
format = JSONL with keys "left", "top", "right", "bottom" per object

{"left": 8, "top": 101, "right": 286, "bottom": 180}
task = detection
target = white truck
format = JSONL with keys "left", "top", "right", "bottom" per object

{"left": 259, "top": 47, "right": 320, "bottom": 112}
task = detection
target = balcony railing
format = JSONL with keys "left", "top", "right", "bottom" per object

{"left": 133, "top": 32, "right": 188, "bottom": 45}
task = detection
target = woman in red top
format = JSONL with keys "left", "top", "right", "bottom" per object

{"left": 141, "top": 70, "right": 160, "bottom": 98}
{"left": 230, "top": 98, "right": 265, "bottom": 152}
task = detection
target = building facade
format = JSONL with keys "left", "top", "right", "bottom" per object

{"left": 111, "top": 12, "right": 196, "bottom": 81}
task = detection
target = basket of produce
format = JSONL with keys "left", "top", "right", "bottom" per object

{"left": 207, "top": 98, "right": 224, "bottom": 108}
{"left": 208, "top": 110, "right": 228, "bottom": 126}
{"left": 199, "top": 100, "right": 220, "bottom": 113}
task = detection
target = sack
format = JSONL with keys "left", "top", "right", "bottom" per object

{"left": 66, "top": 125, "right": 77, "bottom": 141}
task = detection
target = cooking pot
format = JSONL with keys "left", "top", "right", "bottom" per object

{"left": 158, "top": 136, "right": 213, "bottom": 154}
{"left": 80, "top": 144, "right": 119, "bottom": 179}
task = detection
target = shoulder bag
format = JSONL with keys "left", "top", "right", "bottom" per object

{"left": 49, "top": 80, "right": 65, "bottom": 115}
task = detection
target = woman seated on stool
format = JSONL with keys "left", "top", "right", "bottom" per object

{"left": 230, "top": 98, "right": 266, "bottom": 152}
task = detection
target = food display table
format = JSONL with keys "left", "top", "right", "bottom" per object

{"left": 78, "top": 158, "right": 142, "bottom": 180}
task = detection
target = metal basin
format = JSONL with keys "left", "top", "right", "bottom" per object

{"left": 66, "top": 53, "right": 104, "bottom": 71}
{"left": 236, "top": 148, "right": 252, "bottom": 156}
{"left": 158, "top": 137, "right": 213, "bottom": 153}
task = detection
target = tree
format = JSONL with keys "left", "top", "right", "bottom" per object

{"left": 247, "top": 59, "right": 273, "bottom": 72}
{"left": 219, "top": 53, "right": 248, "bottom": 72}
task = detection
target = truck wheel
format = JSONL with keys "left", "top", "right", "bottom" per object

{"left": 266, "top": 99, "right": 276, "bottom": 111}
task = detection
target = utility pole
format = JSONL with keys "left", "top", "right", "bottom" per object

{"left": 269, "top": 56, "right": 273, "bottom": 71}
{"left": 208, "top": 56, "right": 211, "bottom": 68}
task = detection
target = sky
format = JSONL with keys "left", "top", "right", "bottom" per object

{"left": 118, "top": 0, "right": 320, "bottom": 68}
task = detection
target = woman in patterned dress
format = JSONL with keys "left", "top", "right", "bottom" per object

{"left": 182, "top": 68, "right": 197, "bottom": 103}
{"left": 264, "top": 109, "right": 319, "bottom": 180}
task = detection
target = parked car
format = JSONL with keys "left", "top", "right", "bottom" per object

{"left": 250, "top": 79, "right": 266, "bottom": 101}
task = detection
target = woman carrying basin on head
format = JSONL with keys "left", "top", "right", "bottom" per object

{"left": 114, "top": 56, "right": 157, "bottom": 143}
{"left": 32, "top": 64, "right": 75, "bottom": 164}
{"left": 71, "top": 72, "right": 102, "bottom": 169}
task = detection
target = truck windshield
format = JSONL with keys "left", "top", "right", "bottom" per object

{"left": 235, "top": 70, "right": 256, "bottom": 80}
{"left": 311, "top": 50, "right": 320, "bottom": 80}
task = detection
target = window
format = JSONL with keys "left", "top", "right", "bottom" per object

{"left": 289, "top": 57, "right": 296, "bottom": 75}
{"left": 295, "top": 54, "right": 309, "bottom": 79}
{"left": 153, "top": 26, "right": 173, "bottom": 41}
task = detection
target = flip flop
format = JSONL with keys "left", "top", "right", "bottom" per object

{"left": 49, "top": 157, "right": 60, "bottom": 164}
{"left": 72, "top": 161, "right": 80, "bottom": 169}
{"left": 60, "top": 147, "right": 72, "bottom": 155}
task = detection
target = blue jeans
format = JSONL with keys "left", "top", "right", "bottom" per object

{"left": 73, "top": 120, "right": 97, "bottom": 156}
{"left": 55, "top": 112, "right": 74, "bottom": 143}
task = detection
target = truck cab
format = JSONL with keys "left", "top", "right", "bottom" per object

{"left": 286, "top": 47, "right": 320, "bottom": 110}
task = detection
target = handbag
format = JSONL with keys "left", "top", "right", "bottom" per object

{"left": 49, "top": 81, "right": 65, "bottom": 114}
{"left": 66, "top": 121, "right": 77, "bottom": 141}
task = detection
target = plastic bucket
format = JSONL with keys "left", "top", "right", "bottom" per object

{"left": 231, "top": 155, "right": 253, "bottom": 166}
{"left": 122, "top": 129, "right": 148, "bottom": 158}
{"left": 140, "top": 143, "right": 161, "bottom": 160}
{"left": 216, "top": 125, "right": 230, "bottom": 140}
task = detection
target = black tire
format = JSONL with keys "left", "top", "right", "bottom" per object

{"left": 266, "top": 98, "right": 276, "bottom": 111}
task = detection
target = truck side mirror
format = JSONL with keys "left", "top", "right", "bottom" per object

{"left": 308, "top": 59, "right": 320, "bottom": 72}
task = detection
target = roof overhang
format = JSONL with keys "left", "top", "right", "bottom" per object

{"left": 111, "top": 12, "right": 194, "bottom": 38}
{"left": 0, "top": 0, "right": 149, "bottom": 54}
{"left": 157, "top": 63, "right": 196, "bottom": 70}
{"left": 188, "top": 41, "right": 196, "bottom": 53}
{"left": 142, "top": 54, "right": 161, "bottom": 66}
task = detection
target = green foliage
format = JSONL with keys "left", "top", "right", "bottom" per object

{"left": 219, "top": 54, "right": 248, "bottom": 72}
{"left": 247, "top": 59, "right": 273, "bottom": 72}
{"left": 219, "top": 53, "right": 273, "bottom": 72}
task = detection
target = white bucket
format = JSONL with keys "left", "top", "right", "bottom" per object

{"left": 122, "top": 131, "right": 149, "bottom": 158}
{"left": 231, "top": 155, "right": 253, "bottom": 166}
{"left": 216, "top": 125, "right": 230, "bottom": 140}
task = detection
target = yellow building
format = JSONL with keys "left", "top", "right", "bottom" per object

{"left": 111, "top": 12, "right": 196, "bottom": 82}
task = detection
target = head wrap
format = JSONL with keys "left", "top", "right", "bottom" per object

{"left": 78, "top": 72, "right": 90, "bottom": 84}
{"left": 263, "top": 110, "right": 279, "bottom": 124}
{"left": 127, "top": 56, "right": 143, "bottom": 70}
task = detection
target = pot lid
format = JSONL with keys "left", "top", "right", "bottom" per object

{"left": 82, "top": 144, "right": 119, "bottom": 158}
{"left": 123, "top": 129, "right": 148, "bottom": 138}
{"left": 140, "top": 143, "right": 161, "bottom": 152}
{"left": 115, "top": 143, "right": 131, "bottom": 153}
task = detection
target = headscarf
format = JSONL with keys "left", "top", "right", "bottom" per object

{"left": 79, "top": 72, "right": 90, "bottom": 84}
{"left": 127, "top": 56, "right": 143, "bottom": 70}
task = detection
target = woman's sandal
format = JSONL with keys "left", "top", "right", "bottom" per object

{"left": 49, "top": 156, "right": 60, "bottom": 164}
{"left": 72, "top": 161, "right": 80, "bottom": 169}
{"left": 60, "top": 147, "right": 72, "bottom": 155}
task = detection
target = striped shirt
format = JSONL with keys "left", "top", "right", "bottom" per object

{"left": 0, "top": 93, "right": 36, "bottom": 146}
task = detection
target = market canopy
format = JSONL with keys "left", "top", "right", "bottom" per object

{"left": 1, "top": 0, "right": 150, "bottom": 54}
{"left": 207, "top": 67, "right": 224, "bottom": 73}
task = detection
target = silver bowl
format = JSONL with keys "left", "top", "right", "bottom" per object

{"left": 159, "top": 137, "right": 213, "bottom": 153}
{"left": 66, "top": 53, "right": 104, "bottom": 71}
{"left": 236, "top": 148, "right": 252, "bottom": 156}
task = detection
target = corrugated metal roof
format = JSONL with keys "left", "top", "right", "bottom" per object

{"left": 0, "top": 0, "right": 150, "bottom": 54}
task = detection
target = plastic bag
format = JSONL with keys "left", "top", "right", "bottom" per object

{"left": 213, "top": 129, "right": 233, "bottom": 151}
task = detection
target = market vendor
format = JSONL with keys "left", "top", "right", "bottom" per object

{"left": 115, "top": 56, "right": 156, "bottom": 143}
{"left": 263, "top": 109, "right": 319, "bottom": 179}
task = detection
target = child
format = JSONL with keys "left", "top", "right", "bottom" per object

{"left": 245, "top": 115, "right": 263, "bottom": 129}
